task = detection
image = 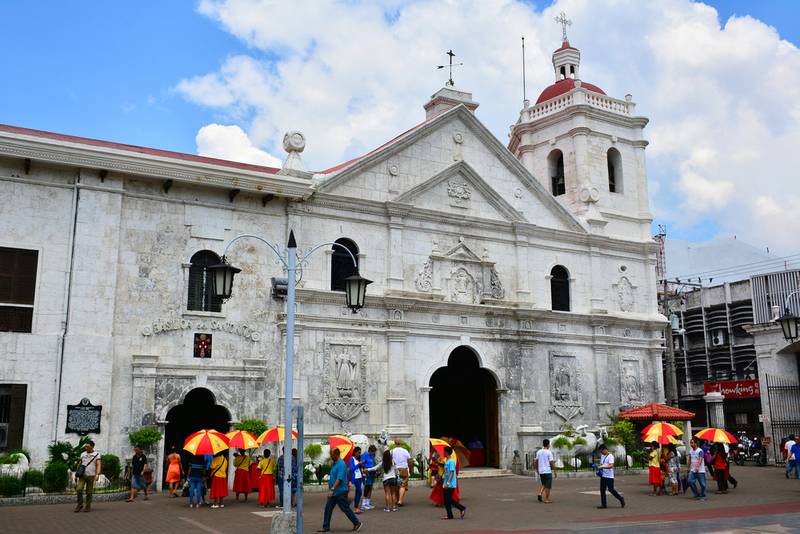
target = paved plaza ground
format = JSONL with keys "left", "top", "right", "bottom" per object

{"left": 3, "top": 465, "right": 800, "bottom": 534}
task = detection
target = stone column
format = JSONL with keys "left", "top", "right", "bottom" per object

{"left": 703, "top": 391, "right": 725, "bottom": 429}
{"left": 387, "top": 217, "right": 404, "bottom": 291}
{"left": 513, "top": 228, "right": 531, "bottom": 302}
{"left": 386, "top": 332, "right": 408, "bottom": 433}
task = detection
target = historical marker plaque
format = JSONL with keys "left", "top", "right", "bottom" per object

{"left": 66, "top": 397, "right": 102, "bottom": 435}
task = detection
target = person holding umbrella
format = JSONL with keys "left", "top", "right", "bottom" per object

{"left": 184, "top": 429, "right": 231, "bottom": 509}
{"left": 441, "top": 446, "right": 466, "bottom": 520}
{"left": 317, "top": 446, "right": 362, "bottom": 532}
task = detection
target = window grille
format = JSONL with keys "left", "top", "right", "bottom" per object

{"left": 0, "top": 247, "right": 38, "bottom": 333}
{"left": 187, "top": 251, "right": 222, "bottom": 312}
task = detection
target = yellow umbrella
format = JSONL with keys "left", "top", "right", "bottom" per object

{"left": 667, "top": 435, "right": 683, "bottom": 445}
{"left": 225, "top": 430, "right": 259, "bottom": 450}
{"left": 641, "top": 422, "right": 683, "bottom": 437}
{"left": 257, "top": 427, "right": 298, "bottom": 444}
{"left": 329, "top": 435, "right": 355, "bottom": 463}
{"left": 184, "top": 429, "right": 230, "bottom": 455}
{"left": 441, "top": 437, "right": 470, "bottom": 467}
{"left": 429, "top": 438, "right": 451, "bottom": 459}
{"left": 695, "top": 428, "right": 738, "bottom": 444}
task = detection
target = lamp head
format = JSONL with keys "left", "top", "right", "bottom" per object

{"left": 778, "top": 309, "right": 799, "bottom": 342}
{"left": 344, "top": 273, "right": 373, "bottom": 312}
{"left": 208, "top": 256, "right": 242, "bottom": 301}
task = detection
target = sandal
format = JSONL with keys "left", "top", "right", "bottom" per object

{"left": 125, "top": 499, "right": 134, "bottom": 502}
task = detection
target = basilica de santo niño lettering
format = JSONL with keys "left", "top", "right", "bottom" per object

{"left": 0, "top": 37, "right": 666, "bottom": 489}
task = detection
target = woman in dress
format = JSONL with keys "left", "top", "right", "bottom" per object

{"left": 232, "top": 450, "right": 252, "bottom": 503}
{"left": 366, "top": 450, "right": 401, "bottom": 512}
{"left": 257, "top": 450, "right": 276, "bottom": 508}
{"left": 208, "top": 451, "right": 228, "bottom": 508}
{"left": 665, "top": 444, "right": 680, "bottom": 495}
{"left": 712, "top": 445, "right": 729, "bottom": 494}
{"left": 648, "top": 442, "right": 663, "bottom": 496}
{"left": 165, "top": 446, "right": 183, "bottom": 498}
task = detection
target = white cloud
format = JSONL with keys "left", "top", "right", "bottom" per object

{"left": 176, "top": 0, "right": 800, "bottom": 255}
{"left": 196, "top": 124, "right": 283, "bottom": 167}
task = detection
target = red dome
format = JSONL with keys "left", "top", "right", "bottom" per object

{"left": 536, "top": 79, "right": 606, "bottom": 105}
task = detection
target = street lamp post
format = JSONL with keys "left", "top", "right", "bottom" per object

{"left": 777, "top": 291, "right": 800, "bottom": 342}
{"left": 208, "top": 230, "right": 371, "bottom": 523}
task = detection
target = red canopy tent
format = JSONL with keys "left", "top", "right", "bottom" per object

{"left": 618, "top": 403, "right": 696, "bottom": 421}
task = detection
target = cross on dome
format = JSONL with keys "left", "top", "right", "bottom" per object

{"left": 555, "top": 11, "right": 572, "bottom": 43}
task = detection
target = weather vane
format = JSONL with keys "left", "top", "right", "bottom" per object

{"left": 555, "top": 11, "right": 572, "bottom": 43}
{"left": 437, "top": 49, "right": 463, "bottom": 87}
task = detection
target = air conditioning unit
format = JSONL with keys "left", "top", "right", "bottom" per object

{"left": 0, "top": 423, "right": 8, "bottom": 449}
{"left": 711, "top": 330, "right": 726, "bottom": 347}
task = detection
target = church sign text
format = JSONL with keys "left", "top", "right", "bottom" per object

{"left": 141, "top": 318, "right": 260, "bottom": 341}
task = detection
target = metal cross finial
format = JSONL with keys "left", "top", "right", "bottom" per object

{"left": 437, "top": 49, "right": 462, "bottom": 87}
{"left": 555, "top": 11, "right": 572, "bottom": 43}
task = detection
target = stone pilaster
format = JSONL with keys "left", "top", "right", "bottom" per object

{"left": 703, "top": 391, "right": 725, "bottom": 429}
{"left": 386, "top": 331, "right": 408, "bottom": 433}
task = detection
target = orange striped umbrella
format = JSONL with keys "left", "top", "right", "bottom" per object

{"left": 184, "top": 429, "right": 230, "bottom": 455}
{"left": 329, "top": 435, "right": 355, "bottom": 463}
{"left": 256, "top": 427, "right": 298, "bottom": 444}
{"left": 225, "top": 430, "right": 259, "bottom": 450}
{"left": 441, "top": 437, "right": 470, "bottom": 467}
{"left": 641, "top": 422, "right": 683, "bottom": 437}
{"left": 429, "top": 438, "right": 451, "bottom": 459}
{"left": 695, "top": 428, "right": 738, "bottom": 444}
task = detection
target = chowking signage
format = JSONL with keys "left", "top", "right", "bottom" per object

{"left": 703, "top": 379, "right": 760, "bottom": 398}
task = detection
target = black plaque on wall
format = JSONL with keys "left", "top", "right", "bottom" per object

{"left": 66, "top": 398, "right": 102, "bottom": 436}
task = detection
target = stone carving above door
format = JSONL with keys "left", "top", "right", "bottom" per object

{"left": 548, "top": 352, "right": 584, "bottom": 422}
{"left": 412, "top": 237, "right": 505, "bottom": 302}
{"left": 321, "top": 338, "right": 369, "bottom": 423}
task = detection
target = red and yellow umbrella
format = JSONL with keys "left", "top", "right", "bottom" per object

{"left": 225, "top": 430, "right": 259, "bottom": 450}
{"left": 329, "top": 435, "right": 355, "bottom": 463}
{"left": 429, "top": 438, "right": 450, "bottom": 459}
{"left": 641, "top": 423, "right": 683, "bottom": 442}
{"left": 257, "top": 427, "right": 298, "bottom": 444}
{"left": 184, "top": 429, "right": 230, "bottom": 455}
{"left": 695, "top": 428, "right": 738, "bottom": 444}
{"left": 441, "top": 437, "right": 470, "bottom": 467}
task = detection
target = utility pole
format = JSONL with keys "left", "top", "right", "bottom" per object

{"left": 663, "top": 279, "right": 678, "bottom": 406}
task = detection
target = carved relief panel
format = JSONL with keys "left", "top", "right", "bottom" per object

{"left": 548, "top": 352, "right": 584, "bottom": 422}
{"left": 321, "top": 338, "right": 369, "bottom": 423}
{"left": 620, "top": 358, "right": 642, "bottom": 407}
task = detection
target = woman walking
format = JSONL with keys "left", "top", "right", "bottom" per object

{"left": 257, "top": 450, "right": 276, "bottom": 508}
{"left": 165, "top": 446, "right": 184, "bottom": 498}
{"left": 208, "top": 451, "right": 228, "bottom": 508}
{"left": 232, "top": 451, "right": 252, "bottom": 503}
{"left": 712, "top": 446, "right": 728, "bottom": 494}
{"left": 367, "top": 450, "right": 401, "bottom": 512}
{"left": 665, "top": 444, "right": 680, "bottom": 495}
{"left": 648, "top": 442, "right": 663, "bottom": 496}
{"left": 187, "top": 457, "right": 206, "bottom": 508}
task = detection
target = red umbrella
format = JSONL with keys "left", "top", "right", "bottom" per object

{"left": 183, "top": 429, "right": 230, "bottom": 455}
{"left": 225, "top": 430, "right": 259, "bottom": 450}
{"left": 329, "top": 435, "right": 354, "bottom": 463}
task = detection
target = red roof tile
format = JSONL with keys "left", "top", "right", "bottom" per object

{"left": 0, "top": 124, "right": 281, "bottom": 174}
{"left": 618, "top": 403, "right": 696, "bottom": 421}
{"left": 535, "top": 79, "right": 606, "bottom": 105}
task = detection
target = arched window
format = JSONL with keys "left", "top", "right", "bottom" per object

{"left": 331, "top": 239, "right": 359, "bottom": 292}
{"left": 187, "top": 251, "right": 222, "bottom": 312}
{"left": 548, "top": 150, "right": 565, "bottom": 196}
{"left": 607, "top": 147, "right": 622, "bottom": 193}
{"left": 550, "top": 265, "right": 570, "bottom": 312}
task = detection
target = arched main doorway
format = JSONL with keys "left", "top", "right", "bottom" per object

{"left": 429, "top": 347, "right": 499, "bottom": 467}
{"left": 164, "top": 388, "right": 231, "bottom": 481}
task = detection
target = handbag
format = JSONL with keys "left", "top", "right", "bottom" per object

{"left": 76, "top": 453, "right": 99, "bottom": 478}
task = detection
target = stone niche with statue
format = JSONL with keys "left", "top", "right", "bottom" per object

{"left": 414, "top": 236, "right": 505, "bottom": 303}
{"left": 320, "top": 338, "right": 369, "bottom": 424}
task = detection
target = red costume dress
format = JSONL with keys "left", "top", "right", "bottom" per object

{"left": 257, "top": 458, "right": 276, "bottom": 504}
{"left": 232, "top": 455, "right": 252, "bottom": 494}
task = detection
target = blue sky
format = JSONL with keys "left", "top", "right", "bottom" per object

{"left": 2, "top": 1, "right": 799, "bottom": 255}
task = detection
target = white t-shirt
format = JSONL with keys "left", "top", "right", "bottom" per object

{"left": 536, "top": 448, "right": 554, "bottom": 474}
{"left": 689, "top": 447, "right": 706, "bottom": 473}
{"left": 391, "top": 446, "right": 411, "bottom": 468}
{"left": 600, "top": 453, "right": 614, "bottom": 479}
{"left": 786, "top": 440, "right": 795, "bottom": 459}
{"left": 79, "top": 451, "right": 100, "bottom": 477}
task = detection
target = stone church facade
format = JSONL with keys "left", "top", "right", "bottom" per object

{"left": 0, "top": 41, "right": 665, "bottom": 484}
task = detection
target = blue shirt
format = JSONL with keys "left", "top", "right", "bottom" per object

{"left": 329, "top": 458, "right": 348, "bottom": 495}
{"left": 362, "top": 453, "right": 374, "bottom": 469}
{"left": 444, "top": 458, "right": 457, "bottom": 489}
{"left": 791, "top": 443, "right": 800, "bottom": 459}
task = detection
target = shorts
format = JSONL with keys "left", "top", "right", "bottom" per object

{"left": 539, "top": 472, "right": 553, "bottom": 489}
{"left": 397, "top": 468, "right": 409, "bottom": 489}
{"left": 382, "top": 477, "right": 400, "bottom": 487}
{"left": 132, "top": 474, "right": 147, "bottom": 490}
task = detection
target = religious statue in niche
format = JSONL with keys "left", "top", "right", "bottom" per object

{"left": 321, "top": 339, "right": 369, "bottom": 424}
{"left": 620, "top": 360, "right": 642, "bottom": 405}
{"left": 548, "top": 353, "right": 584, "bottom": 422}
{"left": 618, "top": 277, "right": 634, "bottom": 312}
{"left": 450, "top": 267, "right": 475, "bottom": 304}
{"left": 194, "top": 333, "right": 212, "bottom": 358}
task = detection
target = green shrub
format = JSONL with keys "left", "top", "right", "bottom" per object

{"left": 0, "top": 475, "right": 23, "bottom": 497}
{"left": 388, "top": 440, "right": 411, "bottom": 453}
{"left": 304, "top": 443, "right": 323, "bottom": 461}
{"left": 128, "top": 428, "right": 163, "bottom": 448}
{"left": 235, "top": 419, "right": 269, "bottom": 439}
{"left": 552, "top": 437, "right": 572, "bottom": 450}
{"left": 315, "top": 462, "right": 331, "bottom": 482}
{"left": 25, "top": 469, "right": 44, "bottom": 488}
{"left": 12, "top": 448, "right": 31, "bottom": 462}
{"left": 0, "top": 453, "right": 21, "bottom": 465}
{"left": 101, "top": 454, "right": 121, "bottom": 480}
{"left": 48, "top": 437, "right": 92, "bottom": 472}
{"left": 42, "top": 462, "right": 69, "bottom": 493}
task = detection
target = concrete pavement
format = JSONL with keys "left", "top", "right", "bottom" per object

{"left": 3, "top": 465, "right": 800, "bottom": 534}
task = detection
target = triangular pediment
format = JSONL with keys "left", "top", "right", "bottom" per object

{"left": 393, "top": 160, "right": 527, "bottom": 223}
{"left": 437, "top": 239, "right": 484, "bottom": 263}
{"left": 315, "top": 105, "right": 586, "bottom": 234}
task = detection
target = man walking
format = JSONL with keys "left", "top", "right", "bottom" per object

{"left": 789, "top": 435, "right": 800, "bottom": 479}
{"left": 686, "top": 438, "right": 707, "bottom": 501}
{"left": 595, "top": 444, "right": 625, "bottom": 509}
{"left": 535, "top": 439, "right": 556, "bottom": 504}
{"left": 317, "top": 447, "right": 361, "bottom": 533}
{"left": 126, "top": 445, "right": 149, "bottom": 502}
{"left": 441, "top": 446, "right": 466, "bottom": 520}
{"left": 391, "top": 438, "right": 413, "bottom": 506}
{"left": 75, "top": 440, "right": 101, "bottom": 513}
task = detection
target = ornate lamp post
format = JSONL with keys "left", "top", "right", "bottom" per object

{"left": 777, "top": 291, "right": 800, "bottom": 342}
{"left": 208, "top": 230, "right": 371, "bottom": 521}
